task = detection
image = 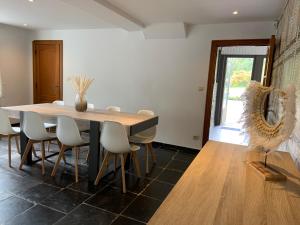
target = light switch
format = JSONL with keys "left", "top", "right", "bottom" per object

{"left": 198, "top": 86, "right": 204, "bottom": 92}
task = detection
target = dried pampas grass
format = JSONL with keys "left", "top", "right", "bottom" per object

{"left": 68, "top": 75, "right": 94, "bottom": 96}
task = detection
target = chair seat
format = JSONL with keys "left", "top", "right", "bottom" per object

{"left": 12, "top": 127, "right": 20, "bottom": 134}
{"left": 34, "top": 132, "right": 57, "bottom": 141}
{"left": 44, "top": 122, "right": 57, "bottom": 129}
{"left": 0, "top": 127, "right": 20, "bottom": 136}
{"left": 76, "top": 120, "right": 90, "bottom": 132}
{"left": 130, "top": 144, "right": 140, "bottom": 152}
{"left": 129, "top": 135, "right": 154, "bottom": 144}
{"left": 73, "top": 140, "right": 89, "bottom": 147}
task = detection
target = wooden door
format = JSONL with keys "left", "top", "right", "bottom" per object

{"left": 33, "top": 40, "right": 63, "bottom": 103}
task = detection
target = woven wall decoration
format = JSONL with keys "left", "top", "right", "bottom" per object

{"left": 241, "top": 81, "right": 296, "bottom": 155}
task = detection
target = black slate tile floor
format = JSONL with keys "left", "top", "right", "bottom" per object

{"left": 85, "top": 186, "right": 137, "bottom": 214}
{"left": 122, "top": 195, "right": 162, "bottom": 223}
{"left": 40, "top": 188, "right": 91, "bottom": 213}
{"left": 0, "top": 138, "right": 197, "bottom": 224}
{"left": 55, "top": 204, "right": 116, "bottom": 225}
{"left": 142, "top": 180, "right": 173, "bottom": 201}
{"left": 0, "top": 196, "right": 33, "bottom": 224}
{"left": 6, "top": 204, "right": 65, "bottom": 225}
{"left": 156, "top": 169, "right": 183, "bottom": 184}
{"left": 111, "top": 216, "right": 145, "bottom": 225}
{"left": 17, "top": 183, "right": 61, "bottom": 203}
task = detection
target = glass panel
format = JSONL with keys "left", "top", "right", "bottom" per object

{"left": 222, "top": 57, "right": 254, "bottom": 129}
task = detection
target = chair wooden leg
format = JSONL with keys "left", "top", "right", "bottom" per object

{"left": 94, "top": 151, "right": 110, "bottom": 185}
{"left": 74, "top": 147, "right": 79, "bottom": 183}
{"left": 47, "top": 141, "right": 51, "bottom": 152}
{"left": 120, "top": 154, "right": 126, "bottom": 193}
{"left": 124, "top": 153, "right": 129, "bottom": 163}
{"left": 148, "top": 143, "right": 157, "bottom": 163}
{"left": 8, "top": 135, "right": 12, "bottom": 167}
{"left": 106, "top": 152, "right": 112, "bottom": 169}
{"left": 41, "top": 141, "right": 46, "bottom": 175}
{"left": 32, "top": 145, "right": 38, "bottom": 158}
{"left": 145, "top": 144, "right": 150, "bottom": 174}
{"left": 51, "top": 144, "right": 66, "bottom": 176}
{"left": 56, "top": 140, "right": 66, "bottom": 164}
{"left": 102, "top": 148, "right": 105, "bottom": 160}
{"left": 114, "top": 154, "right": 118, "bottom": 172}
{"left": 15, "top": 136, "right": 20, "bottom": 154}
{"left": 85, "top": 150, "right": 90, "bottom": 162}
{"left": 19, "top": 140, "right": 33, "bottom": 170}
{"left": 131, "top": 151, "right": 141, "bottom": 177}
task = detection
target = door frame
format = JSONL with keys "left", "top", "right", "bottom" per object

{"left": 202, "top": 37, "right": 275, "bottom": 146}
{"left": 32, "top": 40, "right": 63, "bottom": 103}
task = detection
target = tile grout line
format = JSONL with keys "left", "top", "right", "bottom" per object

{"left": 4, "top": 204, "right": 37, "bottom": 224}
{"left": 51, "top": 203, "right": 83, "bottom": 225}
{"left": 37, "top": 202, "right": 67, "bottom": 214}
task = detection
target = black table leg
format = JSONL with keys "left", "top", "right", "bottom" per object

{"left": 88, "top": 121, "right": 101, "bottom": 182}
{"left": 20, "top": 111, "right": 32, "bottom": 165}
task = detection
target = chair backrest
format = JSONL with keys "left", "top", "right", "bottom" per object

{"left": 137, "top": 110, "right": 154, "bottom": 116}
{"left": 23, "top": 111, "right": 49, "bottom": 140}
{"left": 137, "top": 109, "right": 156, "bottom": 138}
{"left": 0, "top": 109, "right": 14, "bottom": 135}
{"left": 88, "top": 103, "right": 95, "bottom": 109}
{"left": 53, "top": 100, "right": 65, "bottom": 106}
{"left": 101, "top": 121, "right": 130, "bottom": 154}
{"left": 57, "top": 115, "right": 82, "bottom": 146}
{"left": 106, "top": 106, "right": 121, "bottom": 112}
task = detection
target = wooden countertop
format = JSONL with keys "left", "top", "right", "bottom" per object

{"left": 149, "top": 141, "right": 300, "bottom": 225}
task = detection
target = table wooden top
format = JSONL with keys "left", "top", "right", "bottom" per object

{"left": 149, "top": 141, "right": 300, "bottom": 225}
{"left": 3, "top": 103, "right": 158, "bottom": 127}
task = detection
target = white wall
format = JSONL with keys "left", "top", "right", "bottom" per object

{"left": 34, "top": 21, "right": 275, "bottom": 149}
{"left": 0, "top": 24, "right": 33, "bottom": 106}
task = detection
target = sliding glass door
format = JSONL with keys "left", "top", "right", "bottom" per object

{"left": 214, "top": 55, "right": 266, "bottom": 129}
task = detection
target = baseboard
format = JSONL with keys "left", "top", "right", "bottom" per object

{"left": 152, "top": 142, "right": 199, "bottom": 154}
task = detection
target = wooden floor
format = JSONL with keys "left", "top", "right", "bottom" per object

{"left": 149, "top": 141, "right": 300, "bottom": 225}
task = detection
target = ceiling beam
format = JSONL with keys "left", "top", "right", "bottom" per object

{"left": 61, "top": 0, "right": 145, "bottom": 31}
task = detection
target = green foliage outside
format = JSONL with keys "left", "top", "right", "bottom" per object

{"left": 227, "top": 58, "right": 253, "bottom": 100}
{"left": 228, "top": 95, "right": 242, "bottom": 101}
{"left": 230, "top": 70, "right": 252, "bottom": 87}
{"left": 228, "top": 58, "right": 252, "bottom": 88}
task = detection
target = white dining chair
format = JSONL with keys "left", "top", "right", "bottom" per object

{"left": 45, "top": 100, "right": 65, "bottom": 152}
{"left": 19, "top": 111, "right": 58, "bottom": 175}
{"left": 52, "top": 100, "right": 64, "bottom": 106}
{"left": 94, "top": 121, "right": 141, "bottom": 193}
{"left": 0, "top": 109, "right": 20, "bottom": 167}
{"left": 51, "top": 115, "right": 89, "bottom": 182}
{"left": 87, "top": 103, "right": 95, "bottom": 109}
{"left": 86, "top": 105, "right": 121, "bottom": 162}
{"left": 106, "top": 106, "right": 121, "bottom": 112}
{"left": 129, "top": 110, "right": 157, "bottom": 174}
{"left": 44, "top": 100, "right": 65, "bottom": 129}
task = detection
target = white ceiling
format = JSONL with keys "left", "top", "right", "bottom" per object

{"left": 0, "top": 0, "right": 286, "bottom": 30}
{"left": 0, "top": 0, "right": 113, "bottom": 29}
{"left": 109, "top": 0, "right": 286, "bottom": 25}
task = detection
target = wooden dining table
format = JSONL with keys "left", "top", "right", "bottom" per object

{"left": 3, "top": 103, "right": 159, "bottom": 182}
